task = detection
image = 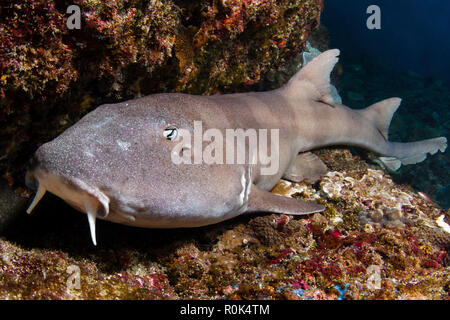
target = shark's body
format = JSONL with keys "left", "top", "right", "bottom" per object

{"left": 26, "top": 50, "right": 447, "bottom": 245}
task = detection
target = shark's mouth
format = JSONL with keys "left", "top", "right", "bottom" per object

{"left": 25, "top": 166, "right": 110, "bottom": 246}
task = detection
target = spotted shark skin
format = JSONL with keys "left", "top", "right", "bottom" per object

{"left": 25, "top": 49, "right": 447, "bottom": 245}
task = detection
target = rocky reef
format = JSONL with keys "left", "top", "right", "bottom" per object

{"left": 0, "top": 147, "right": 449, "bottom": 299}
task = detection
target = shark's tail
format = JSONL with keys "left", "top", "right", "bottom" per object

{"left": 283, "top": 48, "right": 447, "bottom": 171}
{"left": 376, "top": 138, "right": 447, "bottom": 171}
{"left": 358, "top": 98, "right": 447, "bottom": 171}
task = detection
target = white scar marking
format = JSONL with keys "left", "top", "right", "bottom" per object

{"left": 246, "top": 168, "right": 252, "bottom": 202}
{"left": 117, "top": 140, "right": 131, "bottom": 151}
{"left": 244, "top": 156, "right": 254, "bottom": 203}
{"left": 239, "top": 172, "right": 246, "bottom": 205}
{"left": 239, "top": 154, "right": 255, "bottom": 206}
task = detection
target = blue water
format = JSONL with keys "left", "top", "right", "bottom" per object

{"left": 322, "top": 0, "right": 450, "bottom": 84}
{"left": 322, "top": 0, "right": 450, "bottom": 208}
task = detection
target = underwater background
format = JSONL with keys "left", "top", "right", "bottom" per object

{"left": 0, "top": 0, "right": 449, "bottom": 300}
{"left": 324, "top": 0, "right": 450, "bottom": 83}
{"left": 323, "top": 0, "right": 450, "bottom": 209}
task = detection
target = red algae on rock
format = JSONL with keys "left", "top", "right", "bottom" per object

{"left": 173, "top": 0, "right": 324, "bottom": 93}
{"left": 2, "top": 147, "right": 447, "bottom": 300}
{"left": 79, "top": 0, "right": 179, "bottom": 78}
{"left": 0, "top": 1, "right": 78, "bottom": 99}
{"left": 1, "top": 147, "right": 449, "bottom": 299}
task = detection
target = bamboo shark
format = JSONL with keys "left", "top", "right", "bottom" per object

{"left": 25, "top": 49, "right": 447, "bottom": 245}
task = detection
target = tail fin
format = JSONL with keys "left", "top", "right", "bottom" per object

{"left": 283, "top": 49, "right": 340, "bottom": 105}
{"left": 359, "top": 98, "right": 402, "bottom": 140}
{"left": 378, "top": 137, "right": 447, "bottom": 171}
{"left": 358, "top": 98, "right": 447, "bottom": 171}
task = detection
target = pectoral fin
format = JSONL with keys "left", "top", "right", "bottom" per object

{"left": 282, "top": 152, "right": 328, "bottom": 184}
{"left": 246, "top": 185, "right": 325, "bottom": 215}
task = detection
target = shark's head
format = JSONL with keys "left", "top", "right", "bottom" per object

{"left": 25, "top": 95, "right": 246, "bottom": 245}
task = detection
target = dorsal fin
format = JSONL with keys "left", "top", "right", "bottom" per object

{"left": 359, "top": 98, "right": 401, "bottom": 140}
{"left": 283, "top": 49, "right": 340, "bottom": 105}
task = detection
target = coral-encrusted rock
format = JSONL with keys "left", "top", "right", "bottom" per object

{"left": 0, "top": 149, "right": 449, "bottom": 300}
{"left": 321, "top": 169, "right": 414, "bottom": 210}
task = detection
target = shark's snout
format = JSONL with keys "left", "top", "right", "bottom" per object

{"left": 25, "top": 157, "right": 110, "bottom": 246}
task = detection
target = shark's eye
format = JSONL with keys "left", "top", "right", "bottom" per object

{"left": 163, "top": 126, "right": 178, "bottom": 141}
